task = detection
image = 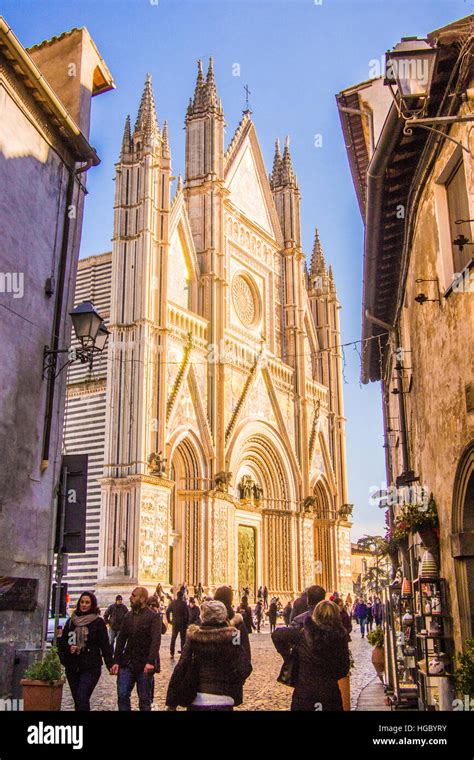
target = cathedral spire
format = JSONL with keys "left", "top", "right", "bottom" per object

{"left": 205, "top": 56, "right": 217, "bottom": 105}
{"left": 192, "top": 59, "right": 206, "bottom": 111}
{"left": 270, "top": 138, "right": 282, "bottom": 189}
{"left": 310, "top": 227, "right": 327, "bottom": 276}
{"left": 121, "top": 114, "right": 132, "bottom": 156}
{"left": 280, "top": 135, "right": 296, "bottom": 187}
{"left": 134, "top": 73, "right": 160, "bottom": 137}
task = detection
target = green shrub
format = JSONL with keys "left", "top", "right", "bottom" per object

{"left": 453, "top": 637, "right": 474, "bottom": 698}
{"left": 367, "top": 626, "right": 384, "bottom": 648}
{"left": 23, "top": 646, "right": 64, "bottom": 684}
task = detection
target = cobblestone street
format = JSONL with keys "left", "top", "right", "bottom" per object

{"left": 61, "top": 621, "right": 382, "bottom": 711}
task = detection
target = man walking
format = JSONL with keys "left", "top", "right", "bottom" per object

{"left": 166, "top": 590, "right": 189, "bottom": 658}
{"left": 291, "top": 585, "right": 326, "bottom": 627}
{"left": 111, "top": 587, "right": 162, "bottom": 711}
{"left": 263, "top": 585, "right": 269, "bottom": 610}
{"left": 104, "top": 595, "right": 128, "bottom": 654}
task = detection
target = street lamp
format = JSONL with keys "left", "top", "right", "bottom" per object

{"left": 384, "top": 36, "right": 474, "bottom": 149}
{"left": 69, "top": 300, "right": 103, "bottom": 348}
{"left": 43, "top": 300, "right": 109, "bottom": 379}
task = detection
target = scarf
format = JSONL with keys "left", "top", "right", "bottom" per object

{"left": 71, "top": 613, "right": 100, "bottom": 653}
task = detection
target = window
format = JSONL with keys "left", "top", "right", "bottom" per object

{"left": 446, "top": 160, "right": 472, "bottom": 273}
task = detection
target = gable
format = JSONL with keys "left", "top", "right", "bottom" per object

{"left": 226, "top": 139, "right": 273, "bottom": 235}
{"left": 168, "top": 228, "right": 190, "bottom": 308}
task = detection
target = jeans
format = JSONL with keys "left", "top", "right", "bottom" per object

{"left": 117, "top": 666, "right": 154, "bottom": 711}
{"left": 66, "top": 668, "right": 101, "bottom": 711}
{"left": 170, "top": 625, "right": 187, "bottom": 656}
{"left": 108, "top": 628, "right": 119, "bottom": 652}
{"left": 359, "top": 617, "right": 367, "bottom": 636}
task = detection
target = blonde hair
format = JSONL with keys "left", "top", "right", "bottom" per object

{"left": 312, "top": 600, "right": 342, "bottom": 629}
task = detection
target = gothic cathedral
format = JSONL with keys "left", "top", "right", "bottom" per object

{"left": 65, "top": 60, "right": 352, "bottom": 602}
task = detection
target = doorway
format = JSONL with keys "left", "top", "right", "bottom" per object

{"left": 238, "top": 525, "right": 256, "bottom": 601}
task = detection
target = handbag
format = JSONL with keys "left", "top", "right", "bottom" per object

{"left": 277, "top": 643, "right": 299, "bottom": 687}
{"left": 173, "top": 652, "right": 199, "bottom": 707}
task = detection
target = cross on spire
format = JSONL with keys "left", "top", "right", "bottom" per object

{"left": 243, "top": 84, "right": 252, "bottom": 114}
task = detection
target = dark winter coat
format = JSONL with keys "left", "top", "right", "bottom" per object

{"left": 268, "top": 602, "right": 278, "bottom": 623}
{"left": 114, "top": 606, "right": 162, "bottom": 672}
{"left": 355, "top": 602, "right": 368, "bottom": 619}
{"left": 290, "top": 594, "right": 308, "bottom": 622}
{"left": 272, "top": 616, "right": 350, "bottom": 711}
{"left": 373, "top": 601, "right": 383, "bottom": 623}
{"left": 58, "top": 615, "right": 113, "bottom": 673}
{"left": 166, "top": 623, "right": 252, "bottom": 708}
{"left": 283, "top": 603, "right": 292, "bottom": 625}
{"left": 104, "top": 602, "right": 129, "bottom": 631}
{"left": 229, "top": 610, "right": 252, "bottom": 666}
{"left": 188, "top": 605, "right": 201, "bottom": 625}
{"left": 241, "top": 606, "right": 255, "bottom": 633}
{"left": 166, "top": 598, "right": 189, "bottom": 628}
{"left": 340, "top": 607, "right": 352, "bottom": 635}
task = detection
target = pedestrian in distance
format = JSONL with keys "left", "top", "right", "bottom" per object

{"left": 291, "top": 585, "right": 326, "bottom": 628}
{"left": 268, "top": 598, "right": 278, "bottom": 633}
{"left": 165, "top": 600, "right": 252, "bottom": 711}
{"left": 355, "top": 598, "right": 368, "bottom": 637}
{"left": 366, "top": 600, "right": 374, "bottom": 632}
{"left": 103, "top": 594, "right": 128, "bottom": 654}
{"left": 58, "top": 591, "right": 113, "bottom": 711}
{"left": 335, "top": 597, "right": 352, "bottom": 638}
{"left": 263, "top": 585, "right": 269, "bottom": 610}
{"left": 238, "top": 596, "right": 256, "bottom": 634}
{"left": 214, "top": 585, "right": 252, "bottom": 667}
{"left": 290, "top": 589, "right": 308, "bottom": 622}
{"left": 111, "top": 586, "right": 162, "bottom": 711}
{"left": 257, "top": 585, "right": 264, "bottom": 602}
{"left": 373, "top": 597, "right": 383, "bottom": 627}
{"left": 283, "top": 600, "right": 293, "bottom": 627}
{"left": 255, "top": 599, "right": 264, "bottom": 632}
{"left": 272, "top": 600, "right": 350, "bottom": 711}
{"left": 188, "top": 597, "right": 201, "bottom": 625}
{"left": 166, "top": 590, "right": 189, "bottom": 657}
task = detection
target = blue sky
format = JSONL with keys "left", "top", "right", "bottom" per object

{"left": 5, "top": 0, "right": 468, "bottom": 540}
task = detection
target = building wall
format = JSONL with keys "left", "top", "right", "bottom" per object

{"left": 386, "top": 103, "right": 474, "bottom": 651}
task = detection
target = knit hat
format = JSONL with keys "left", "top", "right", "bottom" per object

{"left": 200, "top": 600, "right": 228, "bottom": 626}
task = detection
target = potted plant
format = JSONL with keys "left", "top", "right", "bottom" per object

{"left": 453, "top": 637, "right": 474, "bottom": 702}
{"left": 21, "top": 646, "right": 65, "bottom": 711}
{"left": 367, "top": 626, "right": 385, "bottom": 681}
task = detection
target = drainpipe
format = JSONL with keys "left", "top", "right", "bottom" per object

{"left": 41, "top": 159, "right": 98, "bottom": 469}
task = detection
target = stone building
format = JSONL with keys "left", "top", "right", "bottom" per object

{"left": 337, "top": 15, "right": 473, "bottom": 652}
{"left": 0, "top": 19, "right": 113, "bottom": 690}
{"left": 63, "top": 60, "right": 352, "bottom": 603}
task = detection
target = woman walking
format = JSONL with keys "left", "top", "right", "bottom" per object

{"left": 238, "top": 597, "right": 256, "bottom": 634}
{"left": 58, "top": 592, "right": 113, "bottom": 711}
{"left": 165, "top": 600, "right": 252, "bottom": 711}
{"left": 272, "top": 600, "right": 350, "bottom": 711}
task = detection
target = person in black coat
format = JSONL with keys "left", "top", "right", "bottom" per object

{"left": 272, "top": 600, "right": 350, "bottom": 711}
{"left": 166, "top": 591, "right": 189, "bottom": 657}
{"left": 290, "top": 590, "right": 308, "bottom": 622}
{"left": 166, "top": 601, "right": 252, "bottom": 711}
{"left": 238, "top": 597, "right": 256, "bottom": 634}
{"left": 58, "top": 591, "right": 113, "bottom": 711}
{"left": 188, "top": 597, "right": 201, "bottom": 625}
{"left": 111, "top": 587, "right": 162, "bottom": 711}
{"left": 103, "top": 595, "right": 129, "bottom": 653}
{"left": 214, "top": 586, "right": 252, "bottom": 668}
{"left": 268, "top": 599, "right": 278, "bottom": 633}
{"left": 283, "top": 600, "right": 292, "bottom": 626}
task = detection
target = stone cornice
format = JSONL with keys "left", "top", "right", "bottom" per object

{"left": 99, "top": 474, "right": 175, "bottom": 489}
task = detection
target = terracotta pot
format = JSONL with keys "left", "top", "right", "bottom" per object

{"left": 21, "top": 679, "right": 64, "bottom": 711}
{"left": 338, "top": 674, "right": 351, "bottom": 711}
{"left": 371, "top": 645, "right": 385, "bottom": 681}
{"left": 416, "top": 525, "right": 439, "bottom": 551}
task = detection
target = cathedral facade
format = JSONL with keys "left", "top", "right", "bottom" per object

{"left": 64, "top": 60, "right": 352, "bottom": 602}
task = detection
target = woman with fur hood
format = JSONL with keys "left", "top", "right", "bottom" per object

{"left": 272, "top": 600, "right": 350, "bottom": 711}
{"left": 165, "top": 600, "right": 252, "bottom": 711}
{"left": 214, "top": 585, "right": 252, "bottom": 666}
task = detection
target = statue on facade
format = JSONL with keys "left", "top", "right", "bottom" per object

{"left": 303, "top": 495, "right": 317, "bottom": 513}
{"left": 339, "top": 503, "right": 353, "bottom": 519}
{"left": 239, "top": 475, "right": 255, "bottom": 501}
{"left": 215, "top": 471, "right": 232, "bottom": 493}
{"left": 148, "top": 451, "right": 167, "bottom": 476}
